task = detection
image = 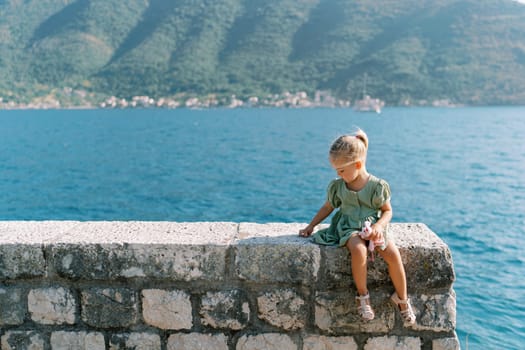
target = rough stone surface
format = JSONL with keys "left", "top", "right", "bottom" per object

{"left": 109, "top": 333, "right": 161, "bottom": 350}
{"left": 303, "top": 335, "right": 358, "bottom": 350}
{"left": 1, "top": 331, "right": 45, "bottom": 350}
{"left": 52, "top": 243, "right": 227, "bottom": 281}
{"left": 50, "top": 331, "right": 105, "bottom": 350}
{"left": 257, "top": 289, "right": 306, "bottom": 330}
{"left": 363, "top": 335, "right": 421, "bottom": 350}
{"left": 320, "top": 246, "right": 353, "bottom": 288}
{"left": 167, "top": 333, "right": 229, "bottom": 350}
{"left": 81, "top": 288, "right": 137, "bottom": 328}
{"left": 236, "top": 333, "right": 297, "bottom": 350}
{"left": 432, "top": 336, "right": 460, "bottom": 350}
{"left": 0, "top": 221, "right": 79, "bottom": 244}
{"left": 235, "top": 223, "right": 320, "bottom": 283}
{"left": 49, "top": 221, "right": 236, "bottom": 281}
{"left": 0, "top": 221, "right": 78, "bottom": 279}
{"left": 0, "top": 287, "right": 25, "bottom": 325}
{"left": 391, "top": 224, "right": 455, "bottom": 290}
{"left": 28, "top": 287, "right": 76, "bottom": 325}
{"left": 411, "top": 291, "right": 456, "bottom": 331}
{"left": 315, "top": 290, "right": 395, "bottom": 333}
{"left": 142, "top": 289, "right": 193, "bottom": 330}
{"left": 200, "top": 290, "right": 250, "bottom": 330}
{"left": 43, "top": 221, "right": 238, "bottom": 244}
{"left": 0, "top": 244, "right": 45, "bottom": 279}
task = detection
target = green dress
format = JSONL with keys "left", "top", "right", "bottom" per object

{"left": 312, "top": 174, "right": 391, "bottom": 248}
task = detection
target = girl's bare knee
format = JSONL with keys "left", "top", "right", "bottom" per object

{"left": 382, "top": 249, "right": 404, "bottom": 270}
{"left": 346, "top": 236, "right": 366, "bottom": 253}
{"left": 346, "top": 240, "right": 367, "bottom": 265}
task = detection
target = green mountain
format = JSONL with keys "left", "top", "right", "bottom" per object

{"left": 2, "top": 0, "right": 525, "bottom": 105}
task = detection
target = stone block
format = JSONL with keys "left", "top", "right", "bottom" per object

{"left": 50, "top": 331, "right": 105, "bottom": 350}
{"left": 49, "top": 221, "right": 234, "bottom": 282}
{"left": 303, "top": 335, "right": 358, "bottom": 350}
{"left": 257, "top": 289, "right": 306, "bottom": 330}
{"left": 234, "top": 223, "right": 320, "bottom": 283}
{"left": 315, "top": 290, "right": 394, "bottom": 333}
{"left": 167, "top": 333, "right": 229, "bottom": 350}
{"left": 432, "top": 336, "right": 460, "bottom": 350}
{"left": 0, "top": 287, "right": 25, "bottom": 325}
{"left": 236, "top": 333, "right": 297, "bottom": 350}
{"left": 392, "top": 224, "right": 455, "bottom": 290}
{"left": 1, "top": 331, "right": 45, "bottom": 350}
{"left": 0, "top": 245, "right": 45, "bottom": 280}
{"left": 109, "top": 333, "right": 161, "bottom": 350}
{"left": 363, "top": 335, "right": 421, "bottom": 350}
{"left": 28, "top": 287, "right": 76, "bottom": 325}
{"left": 51, "top": 243, "right": 227, "bottom": 281}
{"left": 49, "top": 222, "right": 236, "bottom": 272}
{"left": 411, "top": 291, "right": 456, "bottom": 332}
{"left": 81, "top": 288, "right": 137, "bottom": 328}
{"left": 142, "top": 289, "right": 193, "bottom": 330}
{"left": 200, "top": 289, "right": 250, "bottom": 330}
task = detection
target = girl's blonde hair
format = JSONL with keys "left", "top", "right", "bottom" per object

{"left": 329, "top": 129, "right": 369, "bottom": 162}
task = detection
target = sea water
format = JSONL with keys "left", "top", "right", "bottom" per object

{"left": 1, "top": 107, "right": 524, "bottom": 349}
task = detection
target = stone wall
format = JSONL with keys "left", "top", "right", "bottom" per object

{"left": 0, "top": 221, "right": 459, "bottom": 350}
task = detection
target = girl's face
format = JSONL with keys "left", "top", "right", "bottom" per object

{"left": 330, "top": 157, "right": 361, "bottom": 184}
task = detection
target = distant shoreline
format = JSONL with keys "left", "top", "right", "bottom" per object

{"left": 0, "top": 90, "right": 470, "bottom": 110}
{"left": 4, "top": 90, "right": 524, "bottom": 110}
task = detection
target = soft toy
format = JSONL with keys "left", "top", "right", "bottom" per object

{"left": 359, "top": 221, "right": 385, "bottom": 261}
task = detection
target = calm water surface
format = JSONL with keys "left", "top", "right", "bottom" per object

{"left": 1, "top": 107, "right": 524, "bottom": 349}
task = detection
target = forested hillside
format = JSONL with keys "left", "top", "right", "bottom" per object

{"left": 1, "top": 0, "right": 525, "bottom": 105}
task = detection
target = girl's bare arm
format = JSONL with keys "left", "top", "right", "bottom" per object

{"left": 371, "top": 201, "right": 392, "bottom": 241}
{"left": 299, "top": 201, "right": 334, "bottom": 237}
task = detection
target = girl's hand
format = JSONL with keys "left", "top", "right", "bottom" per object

{"left": 300, "top": 201, "right": 333, "bottom": 238}
{"left": 370, "top": 223, "right": 385, "bottom": 242}
{"left": 299, "top": 225, "right": 314, "bottom": 237}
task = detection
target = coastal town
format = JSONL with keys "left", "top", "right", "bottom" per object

{"left": 99, "top": 90, "right": 353, "bottom": 109}
{"left": 0, "top": 88, "right": 351, "bottom": 110}
{"left": 0, "top": 87, "right": 460, "bottom": 110}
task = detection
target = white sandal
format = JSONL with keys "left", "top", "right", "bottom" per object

{"left": 390, "top": 292, "right": 416, "bottom": 325}
{"left": 356, "top": 292, "right": 375, "bottom": 321}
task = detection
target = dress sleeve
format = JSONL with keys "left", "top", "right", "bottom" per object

{"left": 372, "top": 179, "right": 391, "bottom": 209}
{"left": 326, "top": 179, "right": 342, "bottom": 208}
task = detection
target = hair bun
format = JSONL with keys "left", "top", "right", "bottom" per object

{"left": 354, "top": 129, "right": 369, "bottom": 149}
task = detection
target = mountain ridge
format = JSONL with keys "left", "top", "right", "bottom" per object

{"left": 1, "top": 0, "right": 525, "bottom": 105}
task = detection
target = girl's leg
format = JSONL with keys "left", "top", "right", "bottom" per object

{"left": 346, "top": 235, "right": 374, "bottom": 320}
{"left": 378, "top": 242, "right": 416, "bottom": 324}
{"left": 377, "top": 242, "right": 408, "bottom": 308}
{"left": 346, "top": 235, "right": 369, "bottom": 295}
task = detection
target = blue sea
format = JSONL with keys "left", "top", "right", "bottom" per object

{"left": 1, "top": 107, "right": 524, "bottom": 349}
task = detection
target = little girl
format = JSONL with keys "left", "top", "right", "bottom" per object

{"left": 299, "top": 129, "right": 415, "bottom": 325}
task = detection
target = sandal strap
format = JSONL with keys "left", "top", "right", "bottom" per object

{"left": 399, "top": 304, "right": 416, "bottom": 323}
{"left": 391, "top": 292, "right": 409, "bottom": 304}
{"left": 356, "top": 293, "right": 375, "bottom": 321}
{"left": 356, "top": 293, "right": 370, "bottom": 301}
{"left": 390, "top": 292, "right": 416, "bottom": 324}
